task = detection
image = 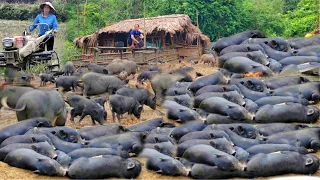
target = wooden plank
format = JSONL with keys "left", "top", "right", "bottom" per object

{"left": 161, "top": 31, "right": 166, "bottom": 49}
{"left": 99, "top": 52, "right": 132, "bottom": 55}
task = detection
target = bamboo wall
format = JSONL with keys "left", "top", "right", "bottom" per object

{"left": 73, "top": 31, "right": 204, "bottom": 67}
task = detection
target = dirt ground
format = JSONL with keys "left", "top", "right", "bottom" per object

{"left": 0, "top": 63, "right": 319, "bottom": 179}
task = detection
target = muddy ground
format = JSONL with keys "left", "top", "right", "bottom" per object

{"left": 0, "top": 63, "right": 319, "bottom": 179}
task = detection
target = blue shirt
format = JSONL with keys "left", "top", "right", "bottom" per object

{"left": 29, "top": 14, "right": 58, "bottom": 37}
{"left": 128, "top": 30, "right": 142, "bottom": 44}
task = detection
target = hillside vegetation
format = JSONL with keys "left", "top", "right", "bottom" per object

{"left": 63, "top": 0, "right": 319, "bottom": 42}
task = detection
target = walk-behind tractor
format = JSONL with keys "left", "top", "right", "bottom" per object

{"left": 0, "top": 23, "right": 60, "bottom": 73}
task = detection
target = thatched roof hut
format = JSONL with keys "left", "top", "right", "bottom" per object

{"left": 75, "top": 14, "right": 210, "bottom": 48}
{"left": 74, "top": 14, "right": 210, "bottom": 62}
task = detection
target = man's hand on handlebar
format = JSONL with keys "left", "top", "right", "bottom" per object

{"left": 52, "top": 30, "right": 58, "bottom": 37}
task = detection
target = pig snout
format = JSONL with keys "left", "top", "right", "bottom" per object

{"left": 265, "top": 61, "right": 270, "bottom": 66}
{"left": 231, "top": 150, "right": 236, "bottom": 156}
{"left": 241, "top": 101, "right": 246, "bottom": 107}
{"left": 52, "top": 154, "right": 58, "bottom": 160}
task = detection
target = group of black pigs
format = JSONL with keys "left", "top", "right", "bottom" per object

{"left": 0, "top": 30, "right": 320, "bottom": 179}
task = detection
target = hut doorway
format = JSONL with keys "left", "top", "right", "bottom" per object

{"left": 114, "top": 33, "right": 128, "bottom": 47}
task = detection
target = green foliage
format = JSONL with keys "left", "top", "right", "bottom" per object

{"left": 2, "top": 0, "right": 319, "bottom": 42}
{"left": 0, "top": 3, "right": 38, "bottom": 20}
{"left": 26, "top": 63, "right": 47, "bottom": 74}
{"left": 283, "top": 0, "right": 300, "bottom": 12}
{"left": 143, "top": 0, "right": 248, "bottom": 40}
{"left": 65, "top": 0, "right": 319, "bottom": 42}
{"left": 241, "top": 0, "right": 286, "bottom": 37}
{"left": 65, "top": 0, "right": 139, "bottom": 42}
{"left": 284, "top": 0, "right": 318, "bottom": 37}
{"left": 0, "top": 2, "right": 68, "bottom": 22}
{"left": 63, "top": 41, "right": 82, "bottom": 62}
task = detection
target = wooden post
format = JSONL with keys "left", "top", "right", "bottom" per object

{"left": 196, "top": 10, "right": 201, "bottom": 57}
{"left": 143, "top": 0, "right": 147, "bottom": 48}
{"left": 161, "top": 31, "right": 166, "bottom": 50}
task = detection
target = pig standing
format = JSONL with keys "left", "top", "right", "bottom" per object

{"left": 66, "top": 95, "right": 106, "bottom": 125}
{"left": 109, "top": 94, "right": 143, "bottom": 123}
{"left": 81, "top": 72, "right": 126, "bottom": 96}
{"left": 64, "top": 61, "right": 75, "bottom": 76}
{"left": 1, "top": 90, "right": 68, "bottom": 125}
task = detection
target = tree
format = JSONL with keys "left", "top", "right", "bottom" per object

{"left": 284, "top": 0, "right": 318, "bottom": 37}
{"left": 241, "top": 0, "right": 286, "bottom": 37}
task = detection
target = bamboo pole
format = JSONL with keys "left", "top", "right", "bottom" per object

{"left": 77, "top": 0, "right": 80, "bottom": 36}
{"left": 83, "top": 0, "right": 88, "bottom": 24}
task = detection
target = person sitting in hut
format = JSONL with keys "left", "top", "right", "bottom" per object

{"left": 128, "top": 24, "right": 144, "bottom": 48}
{"left": 28, "top": 2, "right": 58, "bottom": 52}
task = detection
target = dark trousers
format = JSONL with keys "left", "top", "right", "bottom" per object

{"left": 39, "top": 37, "right": 54, "bottom": 52}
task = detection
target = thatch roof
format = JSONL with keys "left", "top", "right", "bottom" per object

{"left": 74, "top": 14, "right": 210, "bottom": 48}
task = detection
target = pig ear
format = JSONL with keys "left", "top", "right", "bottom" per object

{"left": 119, "top": 125, "right": 128, "bottom": 132}
{"left": 37, "top": 122, "right": 44, "bottom": 127}
{"left": 228, "top": 105, "right": 235, "bottom": 109}
{"left": 154, "top": 145, "right": 160, "bottom": 151}
{"left": 222, "top": 87, "right": 227, "bottom": 91}
{"left": 103, "top": 69, "right": 108, "bottom": 74}
{"left": 295, "top": 140, "right": 301, "bottom": 147}
{"left": 307, "top": 108, "right": 315, "bottom": 116}
{"left": 270, "top": 40, "right": 278, "bottom": 48}
{"left": 154, "top": 137, "right": 160, "bottom": 143}
{"left": 209, "top": 141, "right": 216, "bottom": 147}
{"left": 247, "top": 80, "right": 254, "bottom": 87}
{"left": 127, "top": 162, "right": 136, "bottom": 170}
{"left": 222, "top": 94, "right": 229, "bottom": 100}
{"left": 240, "top": 81, "right": 245, "bottom": 85}
{"left": 58, "top": 130, "right": 68, "bottom": 138}
{"left": 246, "top": 54, "right": 253, "bottom": 59}
{"left": 141, "top": 132, "right": 148, "bottom": 140}
{"left": 305, "top": 158, "right": 314, "bottom": 166}
{"left": 31, "top": 145, "right": 38, "bottom": 152}
{"left": 174, "top": 97, "right": 179, "bottom": 102}
{"left": 299, "top": 76, "right": 307, "bottom": 82}
{"left": 209, "top": 133, "right": 215, "bottom": 138}
{"left": 117, "top": 143, "right": 123, "bottom": 151}
{"left": 247, "top": 47, "right": 251, "bottom": 51}
{"left": 31, "top": 137, "right": 37, "bottom": 143}
{"left": 37, "top": 158, "right": 47, "bottom": 162}
{"left": 215, "top": 154, "right": 225, "bottom": 158}
{"left": 237, "top": 126, "right": 245, "bottom": 134}
{"left": 173, "top": 90, "right": 178, "bottom": 95}
{"left": 159, "top": 158, "right": 169, "bottom": 162}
